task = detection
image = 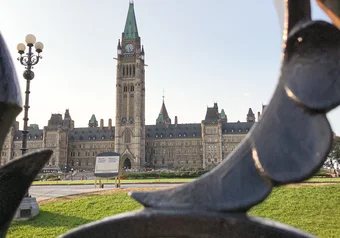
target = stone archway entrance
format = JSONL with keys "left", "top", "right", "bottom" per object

{"left": 123, "top": 158, "right": 132, "bottom": 169}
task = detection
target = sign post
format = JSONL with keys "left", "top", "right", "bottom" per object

{"left": 94, "top": 152, "right": 121, "bottom": 188}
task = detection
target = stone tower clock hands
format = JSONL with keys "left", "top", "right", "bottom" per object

{"left": 125, "top": 43, "right": 134, "bottom": 53}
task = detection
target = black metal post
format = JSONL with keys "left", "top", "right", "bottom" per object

{"left": 20, "top": 44, "right": 33, "bottom": 156}
{"left": 17, "top": 35, "right": 43, "bottom": 198}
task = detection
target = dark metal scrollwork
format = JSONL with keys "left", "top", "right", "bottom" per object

{"left": 59, "top": 1, "right": 340, "bottom": 237}
{"left": 18, "top": 54, "right": 42, "bottom": 69}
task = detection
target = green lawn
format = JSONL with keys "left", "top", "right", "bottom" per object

{"left": 307, "top": 177, "right": 340, "bottom": 183}
{"left": 32, "top": 178, "right": 194, "bottom": 185}
{"left": 32, "top": 176, "right": 340, "bottom": 186}
{"left": 7, "top": 185, "right": 340, "bottom": 238}
{"left": 249, "top": 185, "right": 340, "bottom": 238}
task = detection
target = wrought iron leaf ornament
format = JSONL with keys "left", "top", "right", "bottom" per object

{"left": 0, "top": 150, "right": 52, "bottom": 237}
{"left": 60, "top": 1, "right": 340, "bottom": 237}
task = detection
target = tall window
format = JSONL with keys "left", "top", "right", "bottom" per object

{"left": 124, "top": 130, "right": 131, "bottom": 143}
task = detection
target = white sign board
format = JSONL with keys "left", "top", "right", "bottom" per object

{"left": 95, "top": 155, "right": 120, "bottom": 177}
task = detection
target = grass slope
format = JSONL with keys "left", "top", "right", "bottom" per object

{"left": 8, "top": 192, "right": 142, "bottom": 238}
{"left": 249, "top": 185, "right": 340, "bottom": 238}
{"left": 8, "top": 185, "right": 340, "bottom": 238}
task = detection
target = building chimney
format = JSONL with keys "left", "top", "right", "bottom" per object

{"left": 108, "top": 118, "right": 112, "bottom": 130}
{"left": 257, "top": 112, "right": 261, "bottom": 121}
{"left": 175, "top": 116, "right": 178, "bottom": 127}
{"left": 100, "top": 119, "right": 104, "bottom": 129}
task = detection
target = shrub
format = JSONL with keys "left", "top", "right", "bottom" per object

{"left": 121, "top": 170, "right": 209, "bottom": 180}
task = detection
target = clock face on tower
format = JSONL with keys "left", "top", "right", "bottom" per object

{"left": 125, "top": 43, "right": 134, "bottom": 53}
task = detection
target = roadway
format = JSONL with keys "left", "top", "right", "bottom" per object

{"left": 29, "top": 184, "right": 177, "bottom": 202}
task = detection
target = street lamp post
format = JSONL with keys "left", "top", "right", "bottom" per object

{"left": 17, "top": 34, "right": 44, "bottom": 199}
{"left": 17, "top": 34, "right": 44, "bottom": 156}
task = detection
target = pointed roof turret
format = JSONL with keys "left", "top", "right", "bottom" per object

{"left": 89, "top": 114, "right": 98, "bottom": 127}
{"left": 64, "top": 109, "right": 71, "bottom": 120}
{"left": 247, "top": 108, "right": 255, "bottom": 122}
{"left": 89, "top": 114, "right": 96, "bottom": 123}
{"left": 247, "top": 108, "right": 254, "bottom": 116}
{"left": 63, "top": 109, "right": 74, "bottom": 129}
{"left": 156, "top": 94, "right": 171, "bottom": 125}
{"left": 160, "top": 102, "right": 170, "bottom": 121}
{"left": 220, "top": 109, "right": 227, "bottom": 119}
{"left": 123, "top": 1, "right": 139, "bottom": 40}
{"left": 220, "top": 109, "right": 228, "bottom": 122}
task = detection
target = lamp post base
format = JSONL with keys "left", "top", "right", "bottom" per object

{"left": 14, "top": 196, "right": 40, "bottom": 221}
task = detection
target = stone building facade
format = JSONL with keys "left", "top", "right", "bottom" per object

{"left": 0, "top": 2, "right": 265, "bottom": 171}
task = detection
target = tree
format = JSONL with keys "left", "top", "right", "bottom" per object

{"left": 145, "top": 148, "right": 155, "bottom": 169}
{"left": 325, "top": 136, "right": 340, "bottom": 177}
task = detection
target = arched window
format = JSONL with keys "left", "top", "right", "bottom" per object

{"left": 131, "top": 85, "right": 134, "bottom": 92}
{"left": 133, "top": 65, "right": 135, "bottom": 76}
{"left": 123, "top": 66, "right": 125, "bottom": 76}
{"left": 124, "top": 130, "right": 131, "bottom": 144}
{"left": 129, "top": 65, "right": 132, "bottom": 76}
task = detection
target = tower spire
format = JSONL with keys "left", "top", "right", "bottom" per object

{"left": 162, "top": 89, "right": 165, "bottom": 103}
{"left": 123, "top": 1, "right": 139, "bottom": 40}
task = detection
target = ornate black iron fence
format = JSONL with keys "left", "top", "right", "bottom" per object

{"left": 0, "top": 0, "right": 339, "bottom": 237}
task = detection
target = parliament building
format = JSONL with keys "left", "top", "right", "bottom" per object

{"left": 0, "top": 2, "right": 264, "bottom": 171}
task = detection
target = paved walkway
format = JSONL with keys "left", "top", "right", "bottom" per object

{"left": 29, "top": 184, "right": 176, "bottom": 201}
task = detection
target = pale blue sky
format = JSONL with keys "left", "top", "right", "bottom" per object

{"left": 1, "top": 0, "right": 339, "bottom": 134}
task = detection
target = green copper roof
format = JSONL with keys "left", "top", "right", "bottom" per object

{"left": 123, "top": 2, "right": 139, "bottom": 40}
{"left": 156, "top": 114, "right": 164, "bottom": 124}
{"left": 220, "top": 109, "right": 227, "bottom": 118}
{"left": 89, "top": 114, "right": 97, "bottom": 123}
